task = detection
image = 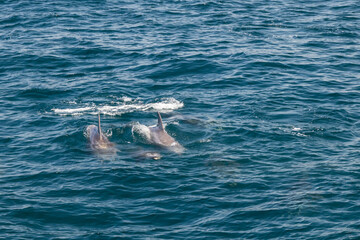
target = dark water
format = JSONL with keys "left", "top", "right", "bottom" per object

{"left": 1, "top": 0, "right": 360, "bottom": 239}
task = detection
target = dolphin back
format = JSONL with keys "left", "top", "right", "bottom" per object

{"left": 87, "top": 124, "right": 114, "bottom": 151}
{"left": 87, "top": 125, "right": 100, "bottom": 142}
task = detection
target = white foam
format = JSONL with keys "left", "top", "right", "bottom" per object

{"left": 52, "top": 106, "right": 94, "bottom": 115}
{"left": 52, "top": 97, "right": 184, "bottom": 116}
{"left": 96, "top": 104, "right": 142, "bottom": 116}
{"left": 290, "top": 127, "right": 307, "bottom": 137}
{"left": 145, "top": 98, "right": 184, "bottom": 111}
{"left": 121, "top": 96, "right": 132, "bottom": 102}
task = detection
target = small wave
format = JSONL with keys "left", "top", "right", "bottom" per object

{"left": 131, "top": 123, "right": 151, "bottom": 143}
{"left": 52, "top": 98, "right": 184, "bottom": 116}
{"left": 120, "top": 96, "right": 132, "bottom": 102}
{"left": 52, "top": 106, "right": 95, "bottom": 115}
{"left": 146, "top": 98, "right": 184, "bottom": 111}
{"left": 199, "top": 138, "right": 212, "bottom": 143}
{"left": 279, "top": 126, "right": 307, "bottom": 137}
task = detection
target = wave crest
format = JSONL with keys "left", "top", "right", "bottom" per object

{"left": 52, "top": 97, "right": 184, "bottom": 116}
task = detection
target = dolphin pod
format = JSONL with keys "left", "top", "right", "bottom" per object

{"left": 86, "top": 112, "right": 184, "bottom": 156}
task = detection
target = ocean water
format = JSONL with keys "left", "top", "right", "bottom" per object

{"left": 1, "top": 0, "right": 360, "bottom": 239}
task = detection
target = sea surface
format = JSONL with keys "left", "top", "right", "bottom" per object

{"left": 1, "top": 0, "right": 360, "bottom": 239}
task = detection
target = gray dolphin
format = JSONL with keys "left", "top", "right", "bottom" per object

{"left": 86, "top": 113, "right": 115, "bottom": 152}
{"left": 148, "top": 112, "right": 184, "bottom": 153}
{"left": 136, "top": 151, "right": 161, "bottom": 160}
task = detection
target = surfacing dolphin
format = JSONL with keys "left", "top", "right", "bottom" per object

{"left": 86, "top": 113, "right": 115, "bottom": 152}
{"left": 135, "top": 150, "right": 161, "bottom": 160}
{"left": 148, "top": 112, "right": 184, "bottom": 153}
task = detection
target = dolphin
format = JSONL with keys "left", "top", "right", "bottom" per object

{"left": 135, "top": 150, "right": 161, "bottom": 160}
{"left": 86, "top": 113, "right": 115, "bottom": 152}
{"left": 148, "top": 112, "right": 184, "bottom": 153}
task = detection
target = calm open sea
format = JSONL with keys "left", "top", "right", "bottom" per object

{"left": 1, "top": 0, "right": 360, "bottom": 239}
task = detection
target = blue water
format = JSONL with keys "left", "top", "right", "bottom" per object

{"left": 1, "top": 0, "right": 360, "bottom": 239}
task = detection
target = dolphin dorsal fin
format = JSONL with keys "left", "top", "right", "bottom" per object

{"left": 157, "top": 112, "right": 164, "bottom": 131}
{"left": 98, "top": 112, "right": 103, "bottom": 140}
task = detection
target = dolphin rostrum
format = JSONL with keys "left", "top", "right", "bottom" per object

{"left": 148, "top": 112, "right": 184, "bottom": 153}
{"left": 86, "top": 113, "right": 115, "bottom": 152}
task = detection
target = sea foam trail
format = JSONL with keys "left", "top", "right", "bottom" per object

{"left": 52, "top": 98, "right": 184, "bottom": 116}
